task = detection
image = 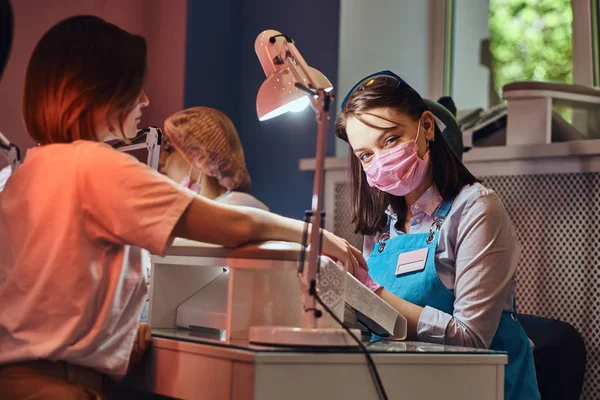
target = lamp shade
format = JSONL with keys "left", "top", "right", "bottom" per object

{"left": 256, "top": 67, "right": 309, "bottom": 121}
{"left": 255, "top": 30, "right": 333, "bottom": 121}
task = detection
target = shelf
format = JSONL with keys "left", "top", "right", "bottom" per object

{"left": 299, "top": 140, "right": 600, "bottom": 176}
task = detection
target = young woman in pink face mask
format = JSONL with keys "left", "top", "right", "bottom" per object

{"left": 336, "top": 71, "right": 539, "bottom": 400}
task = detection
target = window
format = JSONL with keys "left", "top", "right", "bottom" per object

{"left": 489, "top": 0, "right": 573, "bottom": 100}
{"left": 451, "top": 0, "right": 574, "bottom": 111}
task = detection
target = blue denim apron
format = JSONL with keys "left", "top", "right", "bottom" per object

{"left": 368, "top": 199, "right": 539, "bottom": 400}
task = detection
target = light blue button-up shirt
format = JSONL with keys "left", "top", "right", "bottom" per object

{"left": 364, "top": 183, "right": 520, "bottom": 349}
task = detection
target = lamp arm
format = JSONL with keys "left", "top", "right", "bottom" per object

{"left": 0, "top": 130, "right": 20, "bottom": 171}
{"left": 145, "top": 127, "right": 162, "bottom": 171}
{"left": 7, "top": 145, "right": 20, "bottom": 171}
{"left": 279, "top": 40, "right": 322, "bottom": 110}
{"left": 111, "top": 127, "right": 162, "bottom": 170}
{"left": 0, "top": 129, "right": 10, "bottom": 149}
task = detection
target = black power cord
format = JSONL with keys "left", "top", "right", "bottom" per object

{"left": 297, "top": 210, "right": 312, "bottom": 275}
{"left": 312, "top": 286, "right": 389, "bottom": 400}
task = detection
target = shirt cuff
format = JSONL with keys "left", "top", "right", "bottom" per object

{"left": 416, "top": 306, "right": 452, "bottom": 344}
{"left": 363, "top": 274, "right": 383, "bottom": 293}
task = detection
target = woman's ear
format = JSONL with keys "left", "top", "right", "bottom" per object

{"left": 422, "top": 111, "right": 436, "bottom": 141}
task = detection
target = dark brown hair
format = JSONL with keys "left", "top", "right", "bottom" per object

{"left": 23, "top": 15, "right": 147, "bottom": 144}
{"left": 335, "top": 79, "right": 478, "bottom": 236}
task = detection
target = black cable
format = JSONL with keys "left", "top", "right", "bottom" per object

{"left": 298, "top": 210, "right": 312, "bottom": 274}
{"left": 312, "top": 289, "right": 389, "bottom": 400}
{"left": 317, "top": 211, "right": 325, "bottom": 280}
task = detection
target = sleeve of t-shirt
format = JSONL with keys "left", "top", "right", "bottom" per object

{"left": 217, "top": 192, "right": 270, "bottom": 212}
{"left": 77, "top": 142, "right": 196, "bottom": 256}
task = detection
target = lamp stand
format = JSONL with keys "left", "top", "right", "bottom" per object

{"left": 249, "top": 89, "right": 361, "bottom": 347}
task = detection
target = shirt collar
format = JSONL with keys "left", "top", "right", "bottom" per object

{"left": 385, "top": 185, "right": 443, "bottom": 218}
{"left": 411, "top": 185, "right": 443, "bottom": 217}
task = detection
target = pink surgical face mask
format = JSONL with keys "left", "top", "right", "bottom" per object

{"left": 362, "top": 120, "right": 430, "bottom": 196}
{"left": 179, "top": 167, "right": 201, "bottom": 193}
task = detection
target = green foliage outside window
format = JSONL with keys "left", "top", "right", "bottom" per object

{"left": 489, "top": 0, "right": 573, "bottom": 118}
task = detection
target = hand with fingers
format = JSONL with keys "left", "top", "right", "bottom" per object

{"left": 320, "top": 230, "right": 383, "bottom": 293}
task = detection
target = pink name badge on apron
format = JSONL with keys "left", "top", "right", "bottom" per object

{"left": 396, "top": 248, "right": 429, "bottom": 276}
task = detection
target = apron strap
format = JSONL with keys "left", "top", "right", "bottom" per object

{"left": 382, "top": 196, "right": 455, "bottom": 243}
{"left": 379, "top": 215, "right": 392, "bottom": 242}
{"left": 426, "top": 198, "right": 455, "bottom": 244}
{"left": 434, "top": 199, "right": 454, "bottom": 219}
